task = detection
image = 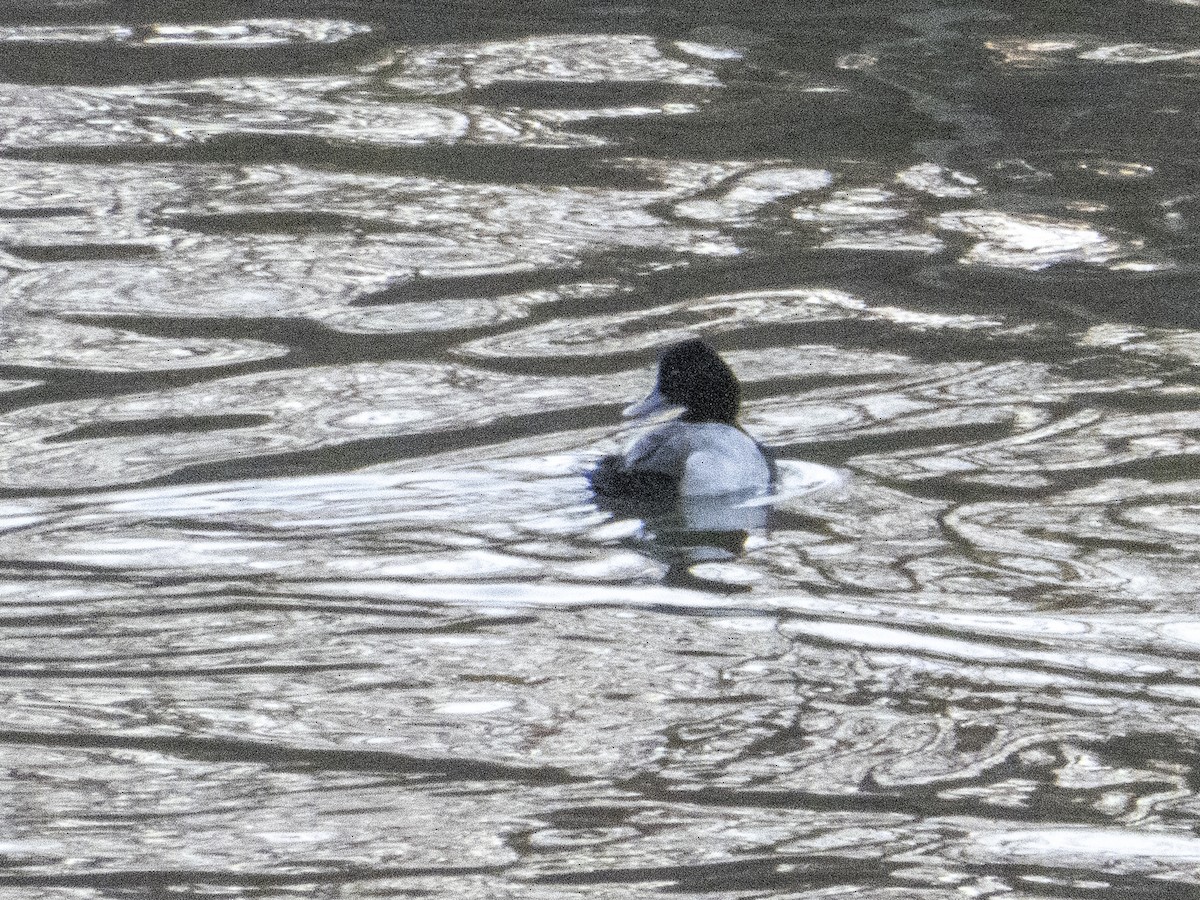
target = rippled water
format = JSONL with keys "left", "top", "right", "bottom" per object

{"left": 3, "top": 1, "right": 1200, "bottom": 896}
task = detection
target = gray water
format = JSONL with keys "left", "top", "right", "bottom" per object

{"left": 3, "top": 1, "right": 1200, "bottom": 896}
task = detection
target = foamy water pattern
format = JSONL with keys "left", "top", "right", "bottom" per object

{"left": 1, "top": 3, "right": 1200, "bottom": 897}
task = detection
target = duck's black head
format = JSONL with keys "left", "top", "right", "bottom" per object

{"left": 649, "top": 338, "right": 741, "bottom": 425}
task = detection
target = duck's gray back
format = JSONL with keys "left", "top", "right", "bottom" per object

{"left": 624, "top": 422, "right": 771, "bottom": 497}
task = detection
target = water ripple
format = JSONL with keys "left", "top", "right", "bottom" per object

{"left": 932, "top": 211, "right": 1141, "bottom": 271}
{"left": 143, "top": 20, "right": 370, "bottom": 47}
{"left": 674, "top": 166, "right": 832, "bottom": 223}
{"left": 852, "top": 405, "right": 1200, "bottom": 487}
{"left": 367, "top": 34, "right": 722, "bottom": 91}
{"left": 2, "top": 316, "right": 286, "bottom": 372}
{"left": 1, "top": 160, "right": 732, "bottom": 329}
{"left": 456, "top": 288, "right": 871, "bottom": 358}
{"left": 1, "top": 34, "right": 717, "bottom": 151}
{"left": 0, "top": 19, "right": 370, "bottom": 47}
{"left": 0, "top": 363, "right": 642, "bottom": 489}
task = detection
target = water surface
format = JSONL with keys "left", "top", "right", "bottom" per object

{"left": 3, "top": 1, "right": 1200, "bottom": 896}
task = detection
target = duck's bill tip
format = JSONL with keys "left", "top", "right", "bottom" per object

{"left": 623, "top": 386, "right": 674, "bottom": 419}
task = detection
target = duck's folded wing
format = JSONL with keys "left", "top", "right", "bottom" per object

{"left": 589, "top": 454, "right": 677, "bottom": 498}
{"left": 622, "top": 428, "right": 680, "bottom": 473}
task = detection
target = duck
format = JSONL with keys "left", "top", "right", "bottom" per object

{"left": 590, "top": 338, "right": 773, "bottom": 499}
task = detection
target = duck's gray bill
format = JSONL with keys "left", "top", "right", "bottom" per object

{"left": 623, "top": 386, "right": 674, "bottom": 418}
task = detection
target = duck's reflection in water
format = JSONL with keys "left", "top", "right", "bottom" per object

{"left": 593, "top": 460, "right": 847, "bottom": 593}
{"left": 592, "top": 488, "right": 768, "bottom": 593}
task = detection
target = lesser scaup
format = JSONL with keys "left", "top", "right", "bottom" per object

{"left": 590, "top": 339, "right": 773, "bottom": 498}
